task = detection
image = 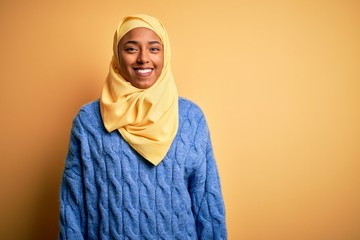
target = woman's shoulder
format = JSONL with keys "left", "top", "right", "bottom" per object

{"left": 77, "top": 99, "right": 100, "bottom": 116}
{"left": 73, "top": 99, "right": 103, "bottom": 127}
{"left": 178, "top": 97, "right": 207, "bottom": 125}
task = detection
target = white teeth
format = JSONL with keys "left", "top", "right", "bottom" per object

{"left": 136, "top": 69, "right": 152, "bottom": 74}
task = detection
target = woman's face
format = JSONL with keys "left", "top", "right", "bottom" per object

{"left": 118, "top": 27, "right": 164, "bottom": 89}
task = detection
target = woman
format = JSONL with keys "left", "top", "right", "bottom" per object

{"left": 59, "top": 14, "right": 227, "bottom": 239}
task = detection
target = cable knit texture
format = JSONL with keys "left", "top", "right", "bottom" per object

{"left": 59, "top": 97, "right": 227, "bottom": 239}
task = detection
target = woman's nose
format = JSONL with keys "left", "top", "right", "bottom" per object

{"left": 137, "top": 51, "right": 150, "bottom": 64}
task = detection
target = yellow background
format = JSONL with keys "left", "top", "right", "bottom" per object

{"left": 1, "top": 0, "right": 359, "bottom": 239}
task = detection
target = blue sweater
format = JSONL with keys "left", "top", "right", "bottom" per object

{"left": 59, "top": 97, "right": 227, "bottom": 239}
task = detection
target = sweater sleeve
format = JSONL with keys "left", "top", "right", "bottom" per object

{"left": 59, "top": 116, "right": 86, "bottom": 240}
{"left": 189, "top": 116, "right": 227, "bottom": 240}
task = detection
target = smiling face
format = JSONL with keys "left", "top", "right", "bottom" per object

{"left": 117, "top": 27, "right": 164, "bottom": 89}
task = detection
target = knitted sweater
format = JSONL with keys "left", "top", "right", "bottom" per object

{"left": 59, "top": 97, "right": 227, "bottom": 239}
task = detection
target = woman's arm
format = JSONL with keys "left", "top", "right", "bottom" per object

{"left": 189, "top": 116, "right": 227, "bottom": 239}
{"left": 59, "top": 116, "right": 86, "bottom": 240}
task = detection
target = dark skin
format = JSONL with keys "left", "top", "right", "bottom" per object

{"left": 118, "top": 27, "right": 164, "bottom": 89}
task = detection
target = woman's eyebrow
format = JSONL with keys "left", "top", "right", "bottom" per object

{"left": 124, "top": 40, "right": 161, "bottom": 45}
{"left": 124, "top": 40, "right": 138, "bottom": 45}
{"left": 149, "top": 41, "right": 161, "bottom": 45}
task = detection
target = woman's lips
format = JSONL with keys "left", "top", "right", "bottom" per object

{"left": 134, "top": 68, "right": 153, "bottom": 77}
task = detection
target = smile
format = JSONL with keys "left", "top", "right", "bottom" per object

{"left": 134, "top": 68, "right": 153, "bottom": 76}
{"left": 136, "top": 68, "right": 152, "bottom": 73}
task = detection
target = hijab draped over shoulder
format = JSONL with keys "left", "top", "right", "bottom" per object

{"left": 100, "top": 14, "right": 178, "bottom": 166}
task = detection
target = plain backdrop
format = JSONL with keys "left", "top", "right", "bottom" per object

{"left": 0, "top": 0, "right": 359, "bottom": 239}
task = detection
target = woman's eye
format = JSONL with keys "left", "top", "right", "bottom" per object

{"left": 150, "top": 47, "right": 160, "bottom": 52}
{"left": 125, "top": 47, "right": 137, "bottom": 53}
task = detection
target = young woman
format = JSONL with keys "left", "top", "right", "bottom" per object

{"left": 59, "top": 14, "right": 227, "bottom": 239}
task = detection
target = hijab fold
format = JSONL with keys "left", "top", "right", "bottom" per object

{"left": 100, "top": 14, "right": 178, "bottom": 166}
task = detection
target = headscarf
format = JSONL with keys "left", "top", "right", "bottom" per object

{"left": 100, "top": 14, "right": 178, "bottom": 166}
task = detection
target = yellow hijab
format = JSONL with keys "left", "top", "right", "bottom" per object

{"left": 100, "top": 14, "right": 178, "bottom": 166}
